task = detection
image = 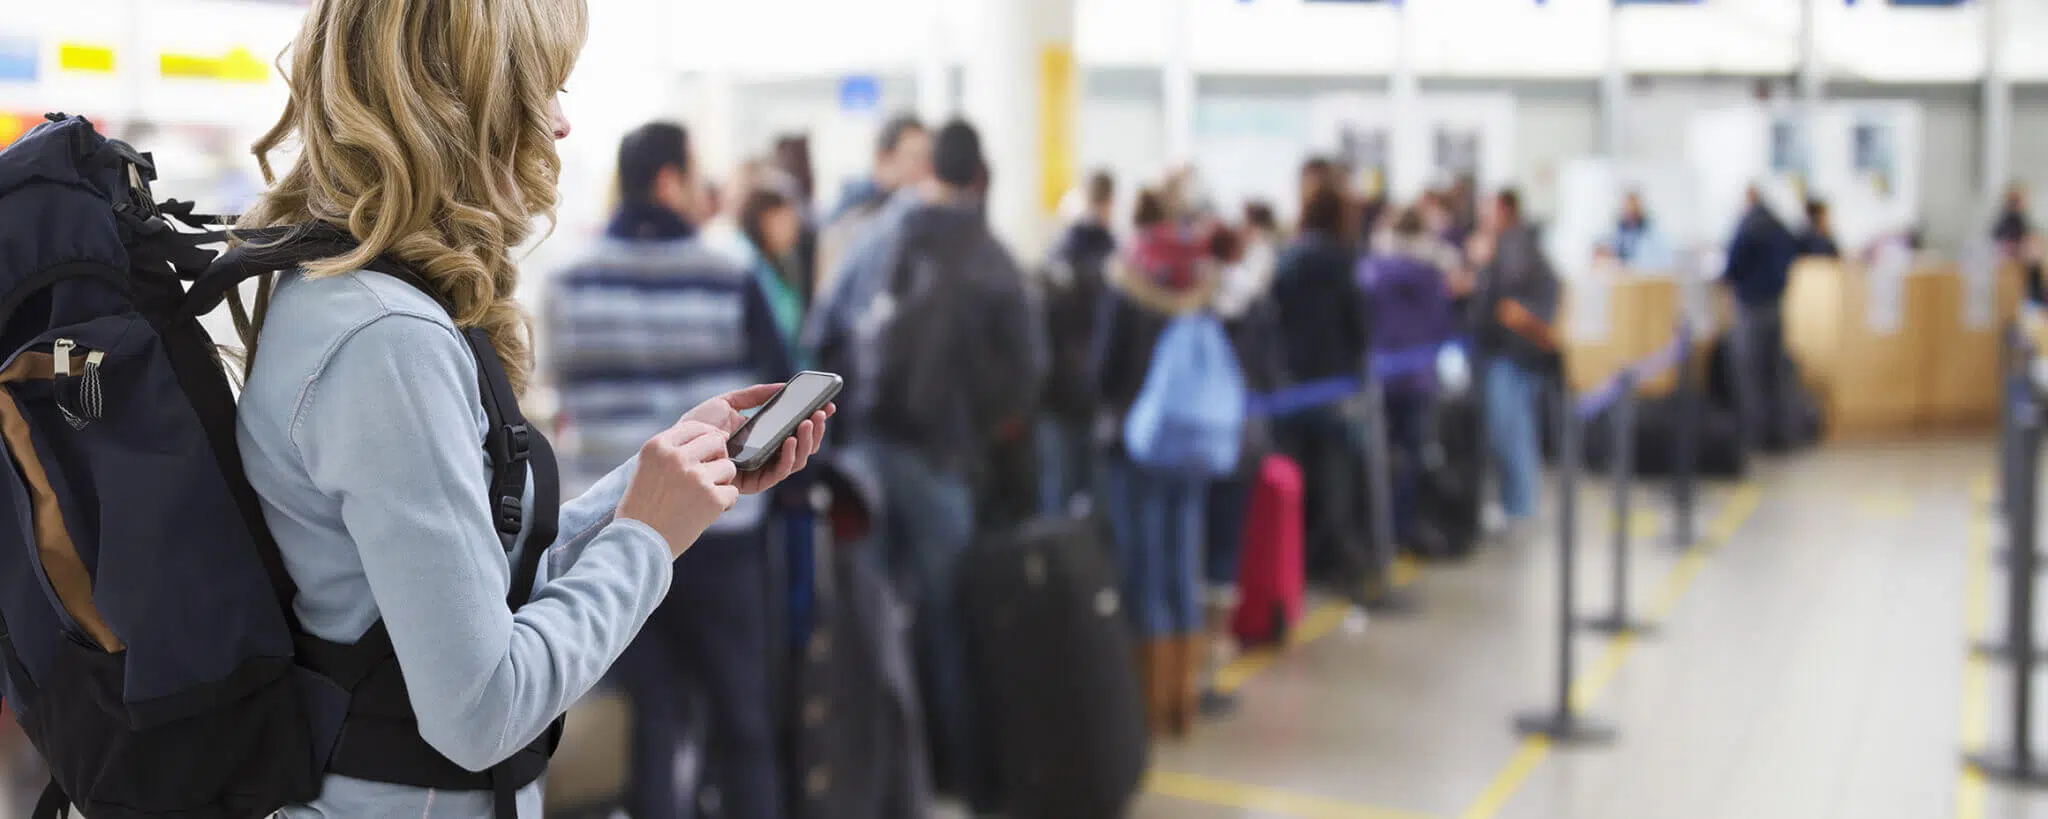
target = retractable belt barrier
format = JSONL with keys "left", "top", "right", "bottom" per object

{"left": 1514, "top": 324, "right": 1698, "bottom": 746}
{"left": 1241, "top": 339, "right": 1468, "bottom": 614}
{"left": 1965, "top": 323, "right": 2048, "bottom": 786}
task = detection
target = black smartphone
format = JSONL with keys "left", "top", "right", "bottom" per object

{"left": 727, "top": 371, "right": 842, "bottom": 472}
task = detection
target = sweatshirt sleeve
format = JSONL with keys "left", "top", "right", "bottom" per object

{"left": 294, "top": 313, "right": 674, "bottom": 773}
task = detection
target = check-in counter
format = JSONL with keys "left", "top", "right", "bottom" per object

{"left": 1562, "top": 272, "right": 1688, "bottom": 398}
{"left": 1781, "top": 257, "right": 2023, "bottom": 439}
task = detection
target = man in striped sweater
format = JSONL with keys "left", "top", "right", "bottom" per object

{"left": 547, "top": 121, "right": 793, "bottom": 819}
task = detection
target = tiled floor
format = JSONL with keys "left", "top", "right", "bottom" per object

{"left": 1129, "top": 438, "right": 2048, "bottom": 819}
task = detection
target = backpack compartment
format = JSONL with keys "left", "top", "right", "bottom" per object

{"left": 0, "top": 313, "right": 323, "bottom": 817}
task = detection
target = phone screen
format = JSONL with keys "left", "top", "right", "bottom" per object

{"left": 729, "top": 372, "right": 841, "bottom": 468}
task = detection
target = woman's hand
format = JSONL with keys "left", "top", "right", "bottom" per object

{"left": 618, "top": 421, "right": 740, "bottom": 560}
{"left": 679, "top": 383, "right": 834, "bottom": 495}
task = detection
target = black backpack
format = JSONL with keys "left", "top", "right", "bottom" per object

{"left": 869, "top": 226, "right": 1041, "bottom": 471}
{"left": 0, "top": 114, "right": 559, "bottom": 819}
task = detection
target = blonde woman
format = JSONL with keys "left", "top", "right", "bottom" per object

{"left": 232, "top": 2, "right": 827, "bottom": 818}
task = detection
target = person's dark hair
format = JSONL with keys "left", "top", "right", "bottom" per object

{"left": 1244, "top": 201, "right": 1278, "bottom": 233}
{"left": 1086, "top": 170, "right": 1116, "bottom": 208}
{"left": 933, "top": 120, "right": 985, "bottom": 188}
{"left": 1209, "top": 224, "right": 1244, "bottom": 262}
{"left": 1805, "top": 198, "right": 1829, "bottom": 222}
{"left": 1496, "top": 188, "right": 1523, "bottom": 220}
{"left": 618, "top": 122, "right": 690, "bottom": 206}
{"left": 741, "top": 183, "right": 795, "bottom": 259}
{"left": 1299, "top": 187, "right": 1347, "bottom": 236}
{"left": 773, "top": 134, "right": 814, "bottom": 202}
{"left": 877, "top": 114, "right": 926, "bottom": 158}
{"left": 1133, "top": 187, "right": 1169, "bottom": 228}
{"left": 1391, "top": 205, "right": 1426, "bottom": 238}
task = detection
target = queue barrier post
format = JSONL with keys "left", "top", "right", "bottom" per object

{"left": 1512, "top": 375, "right": 1615, "bottom": 745}
{"left": 1977, "top": 327, "right": 2046, "bottom": 665}
{"left": 1967, "top": 363, "right": 2048, "bottom": 785}
{"left": 1359, "top": 370, "right": 1421, "bottom": 615}
{"left": 1670, "top": 325, "right": 1699, "bottom": 552}
{"left": 1583, "top": 371, "right": 1656, "bottom": 638}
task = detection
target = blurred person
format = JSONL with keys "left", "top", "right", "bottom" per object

{"left": 1995, "top": 183, "right": 2043, "bottom": 303}
{"left": 830, "top": 114, "right": 933, "bottom": 221}
{"left": 1608, "top": 189, "right": 1677, "bottom": 269}
{"left": 1449, "top": 175, "right": 1480, "bottom": 246}
{"left": 1471, "top": 189, "right": 1560, "bottom": 532}
{"left": 1039, "top": 169, "right": 1119, "bottom": 513}
{"left": 817, "top": 116, "right": 932, "bottom": 298}
{"left": 549, "top": 122, "right": 801, "bottom": 819}
{"left": 1097, "top": 189, "right": 1224, "bottom": 737}
{"left": 230, "top": 6, "right": 825, "bottom": 819}
{"left": 1721, "top": 185, "right": 1801, "bottom": 450}
{"left": 1298, "top": 156, "right": 1343, "bottom": 225}
{"left": 1360, "top": 207, "right": 1459, "bottom": 556}
{"left": 772, "top": 134, "right": 820, "bottom": 297}
{"left": 732, "top": 169, "right": 811, "bottom": 359}
{"left": 804, "top": 120, "right": 1044, "bottom": 809}
{"left": 1271, "top": 185, "right": 1373, "bottom": 590}
{"left": 1798, "top": 199, "right": 1842, "bottom": 259}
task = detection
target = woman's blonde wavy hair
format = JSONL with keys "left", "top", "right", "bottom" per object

{"left": 238, "top": 0, "right": 589, "bottom": 394}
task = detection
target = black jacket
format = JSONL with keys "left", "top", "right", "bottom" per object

{"left": 1271, "top": 232, "right": 1369, "bottom": 383}
{"left": 1042, "top": 221, "right": 1117, "bottom": 422}
{"left": 867, "top": 202, "right": 1046, "bottom": 477}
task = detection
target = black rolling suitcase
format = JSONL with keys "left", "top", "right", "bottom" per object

{"left": 958, "top": 516, "right": 1149, "bottom": 819}
{"left": 1415, "top": 390, "right": 1485, "bottom": 559}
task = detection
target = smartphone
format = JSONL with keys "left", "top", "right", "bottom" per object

{"left": 728, "top": 371, "right": 842, "bottom": 472}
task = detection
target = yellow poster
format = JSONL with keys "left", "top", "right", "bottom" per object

{"left": 1038, "top": 44, "right": 1076, "bottom": 216}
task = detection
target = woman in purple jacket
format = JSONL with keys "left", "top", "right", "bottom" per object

{"left": 1358, "top": 207, "right": 1459, "bottom": 553}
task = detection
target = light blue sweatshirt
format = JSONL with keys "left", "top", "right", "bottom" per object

{"left": 236, "top": 269, "right": 675, "bottom": 818}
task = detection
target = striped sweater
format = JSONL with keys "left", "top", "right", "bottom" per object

{"left": 547, "top": 206, "right": 792, "bottom": 531}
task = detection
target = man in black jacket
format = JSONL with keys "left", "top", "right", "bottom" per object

{"left": 1039, "top": 170, "right": 1118, "bottom": 513}
{"left": 809, "top": 120, "right": 1044, "bottom": 810}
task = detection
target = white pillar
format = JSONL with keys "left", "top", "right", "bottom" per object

{"left": 1600, "top": 0, "right": 1627, "bottom": 158}
{"left": 1162, "top": 0, "right": 1197, "bottom": 164}
{"left": 963, "top": 0, "right": 1078, "bottom": 252}
{"left": 1798, "top": 0, "right": 1823, "bottom": 129}
{"left": 1389, "top": 0, "right": 1423, "bottom": 202}
{"left": 1983, "top": 0, "right": 2012, "bottom": 206}
{"left": 918, "top": 0, "right": 952, "bottom": 123}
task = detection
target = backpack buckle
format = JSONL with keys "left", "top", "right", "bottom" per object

{"left": 488, "top": 423, "right": 532, "bottom": 467}
{"left": 496, "top": 495, "right": 525, "bottom": 536}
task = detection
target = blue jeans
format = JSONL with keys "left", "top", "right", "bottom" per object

{"left": 612, "top": 531, "right": 781, "bottom": 819}
{"left": 1106, "top": 457, "right": 1207, "bottom": 637}
{"left": 1484, "top": 358, "right": 1544, "bottom": 521}
{"left": 1205, "top": 475, "right": 1250, "bottom": 595}
{"left": 868, "top": 443, "right": 985, "bottom": 806}
{"left": 1036, "top": 416, "right": 1094, "bottom": 516}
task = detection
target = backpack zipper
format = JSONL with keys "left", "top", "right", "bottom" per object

{"left": 50, "top": 338, "right": 103, "bottom": 430}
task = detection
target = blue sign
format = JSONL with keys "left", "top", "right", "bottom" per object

{"left": 838, "top": 75, "right": 881, "bottom": 115}
{"left": 0, "top": 37, "right": 37, "bottom": 82}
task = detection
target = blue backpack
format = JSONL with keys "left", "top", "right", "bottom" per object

{"left": 0, "top": 115, "right": 559, "bottom": 819}
{"left": 1122, "top": 312, "right": 1248, "bottom": 477}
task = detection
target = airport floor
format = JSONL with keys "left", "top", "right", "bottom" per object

{"left": 1113, "top": 437, "right": 2048, "bottom": 819}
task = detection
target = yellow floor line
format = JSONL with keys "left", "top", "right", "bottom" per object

{"left": 1459, "top": 480, "right": 1762, "bottom": 819}
{"left": 1456, "top": 739, "right": 1552, "bottom": 819}
{"left": 1957, "top": 513, "right": 1993, "bottom": 819}
{"left": 1148, "top": 771, "right": 1440, "bottom": 819}
{"left": 1212, "top": 557, "right": 1423, "bottom": 695}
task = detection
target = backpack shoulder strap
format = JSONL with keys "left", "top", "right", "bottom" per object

{"left": 462, "top": 326, "right": 557, "bottom": 609}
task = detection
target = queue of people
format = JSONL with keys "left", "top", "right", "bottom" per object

{"left": 524, "top": 94, "right": 1583, "bottom": 815}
